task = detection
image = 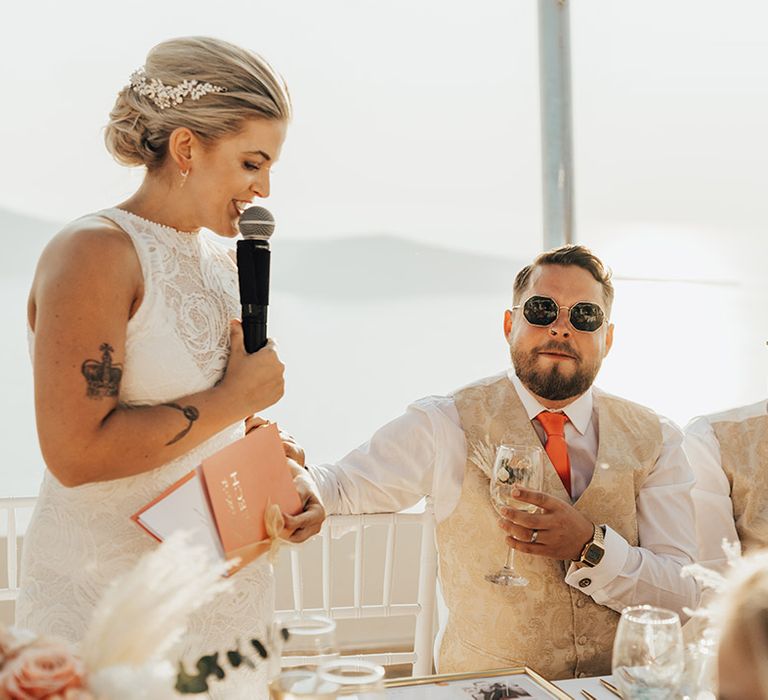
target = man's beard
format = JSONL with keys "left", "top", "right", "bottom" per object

{"left": 511, "top": 340, "right": 601, "bottom": 402}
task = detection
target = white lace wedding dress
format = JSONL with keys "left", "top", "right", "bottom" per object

{"left": 17, "top": 208, "right": 274, "bottom": 699}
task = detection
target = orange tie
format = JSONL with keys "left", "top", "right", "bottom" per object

{"left": 535, "top": 411, "right": 572, "bottom": 497}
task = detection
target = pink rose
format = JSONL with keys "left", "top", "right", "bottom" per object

{"left": 0, "top": 627, "right": 36, "bottom": 667}
{"left": 0, "top": 640, "right": 90, "bottom": 700}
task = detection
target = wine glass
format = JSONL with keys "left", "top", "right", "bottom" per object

{"left": 485, "top": 444, "right": 543, "bottom": 587}
{"left": 612, "top": 605, "right": 685, "bottom": 699}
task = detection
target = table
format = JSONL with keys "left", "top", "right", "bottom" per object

{"left": 554, "top": 675, "right": 619, "bottom": 699}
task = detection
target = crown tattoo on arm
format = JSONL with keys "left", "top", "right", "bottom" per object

{"left": 81, "top": 343, "right": 123, "bottom": 399}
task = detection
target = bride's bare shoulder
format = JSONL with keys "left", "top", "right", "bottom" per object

{"left": 36, "top": 213, "right": 139, "bottom": 277}
{"left": 45, "top": 213, "right": 132, "bottom": 254}
{"left": 31, "top": 213, "right": 142, "bottom": 308}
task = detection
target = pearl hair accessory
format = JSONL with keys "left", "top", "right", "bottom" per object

{"left": 129, "top": 67, "right": 226, "bottom": 110}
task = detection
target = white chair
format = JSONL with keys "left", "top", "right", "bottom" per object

{"left": 275, "top": 507, "right": 438, "bottom": 676}
{"left": 0, "top": 497, "right": 37, "bottom": 608}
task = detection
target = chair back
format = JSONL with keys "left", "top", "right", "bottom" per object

{"left": 275, "top": 507, "right": 438, "bottom": 676}
{"left": 0, "top": 497, "right": 37, "bottom": 605}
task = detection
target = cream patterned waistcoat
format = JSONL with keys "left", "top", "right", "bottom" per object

{"left": 437, "top": 373, "right": 662, "bottom": 680}
{"left": 710, "top": 403, "right": 768, "bottom": 553}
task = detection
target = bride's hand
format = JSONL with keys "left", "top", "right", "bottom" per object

{"left": 244, "top": 415, "right": 268, "bottom": 433}
{"left": 245, "top": 417, "right": 306, "bottom": 467}
{"left": 282, "top": 466, "right": 325, "bottom": 543}
{"left": 221, "top": 321, "right": 285, "bottom": 415}
{"left": 277, "top": 428, "right": 305, "bottom": 467}
{"left": 243, "top": 419, "right": 318, "bottom": 540}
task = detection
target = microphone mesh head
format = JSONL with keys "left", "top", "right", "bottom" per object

{"left": 238, "top": 206, "right": 275, "bottom": 241}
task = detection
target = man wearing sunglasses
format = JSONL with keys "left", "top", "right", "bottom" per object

{"left": 309, "top": 244, "right": 699, "bottom": 680}
{"left": 683, "top": 399, "right": 768, "bottom": 569}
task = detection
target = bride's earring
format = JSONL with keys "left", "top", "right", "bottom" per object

{"left": 179, "top": 169, "right": 190, "bottom": 188}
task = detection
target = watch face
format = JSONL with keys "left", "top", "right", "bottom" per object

{"left": 584, "top": 544, "right": 604, "bottom": 566}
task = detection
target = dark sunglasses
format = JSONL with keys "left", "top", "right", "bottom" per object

{"left": 512, "top": 295, "right": 605, "bottom": 333}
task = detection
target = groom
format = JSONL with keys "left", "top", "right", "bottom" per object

{"left": 308, "top": 245, "right": 700, "bottom": 680}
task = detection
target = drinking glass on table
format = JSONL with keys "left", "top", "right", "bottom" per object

{"left": 268, "top": 614, "right": 340, "bottom": 699}
{"left": 612, "top": 605, "right": 684, "bottom": 700}
{"left": 485, "top": 444, "right": 543, "bottom": 587}
{"left": 318, "top": 659, "right": 385, "bottom": 700}
{"left": 269, "top": 659, "right": 385, "bottom": 700}
{"left": 273, "top": 614, "right": 339, "bottom": 670}
{"left": 680, "top": 633, "right": 717, "bottom": 700}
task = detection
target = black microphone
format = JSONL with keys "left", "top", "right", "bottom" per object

{"left": 236, "top": 206, "right": 275, "bottom": 353}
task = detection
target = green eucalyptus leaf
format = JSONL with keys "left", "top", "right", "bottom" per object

{"left": 175, "top": 661, "right": 210, "bottom": 694}
{"left": 251, "top": 639, "right": 268, "bottom": 658}
{"left": 227, "top": 650, "right": 244, "bottom": 668}
{"left": 198, "top": 652, "right": 226, "bottom": 680}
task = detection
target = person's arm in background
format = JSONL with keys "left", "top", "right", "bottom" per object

{"left": 683, "top": 415, "right": 738, "bottom": 570}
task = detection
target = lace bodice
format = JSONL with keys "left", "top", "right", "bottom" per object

{"left": 112, "top": 208, "right": 238, "bottom": 402}
{"left": 17, "top": 209, "right": 273, "bottom": 699}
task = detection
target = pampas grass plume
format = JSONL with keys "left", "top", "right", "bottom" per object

{"left": 80, "top": 532, "right": 232, "bottom": 671}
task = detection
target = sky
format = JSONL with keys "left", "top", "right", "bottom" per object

{"left": 2, "top": 0, "right": 767, "bottom": 269}
{"left": 0, "top": 1, "right": 539, "bottom": 258}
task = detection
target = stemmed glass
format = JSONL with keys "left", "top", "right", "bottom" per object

{"left": 612, "top": 605, "right": 685, "bottom": 699}
{"left": 485, "top": 444, "right": 543, "bottom": 587}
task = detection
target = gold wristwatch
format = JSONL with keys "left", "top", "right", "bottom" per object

{"left": 577, "top": 523, "right": 606, "bottom": 567}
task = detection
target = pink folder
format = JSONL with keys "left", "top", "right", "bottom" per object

{"left": 132, "top": 423, "right": 303, "bottom": 574}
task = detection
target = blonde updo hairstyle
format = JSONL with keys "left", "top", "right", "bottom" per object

{"left": 105, "top": 36, "right": 291, "bottom": 170}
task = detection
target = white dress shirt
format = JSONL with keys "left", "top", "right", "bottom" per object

{"left": 311, "top": 371, "right": 700, "bottom": 616}
{"left": 683, "top": 401, "right": 766, "bottom": 569}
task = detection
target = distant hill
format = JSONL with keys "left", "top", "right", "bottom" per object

{"left": 0, "top": 208, "right": 523, "bottom": 298}
{"left": 272, "top": 236, "right": 521, "bottom": 298}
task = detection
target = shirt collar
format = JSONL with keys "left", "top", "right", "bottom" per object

{"left": 506, "top": 369, "right": 593, "bottom": 436}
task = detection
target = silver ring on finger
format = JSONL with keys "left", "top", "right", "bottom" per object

{"left": 530, "top": 528, "right": 538, "bottom": 544}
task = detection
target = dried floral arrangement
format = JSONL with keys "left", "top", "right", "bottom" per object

{"left": 1, "top": 533, "right": 278, "bottom": 698}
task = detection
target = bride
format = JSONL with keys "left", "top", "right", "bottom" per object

{"left": 17, "top": 36, "right": 324, "bottom": 698}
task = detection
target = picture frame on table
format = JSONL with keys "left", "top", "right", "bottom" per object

{"left": 385, "top": 667, "right": 573, "bottom": 700}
